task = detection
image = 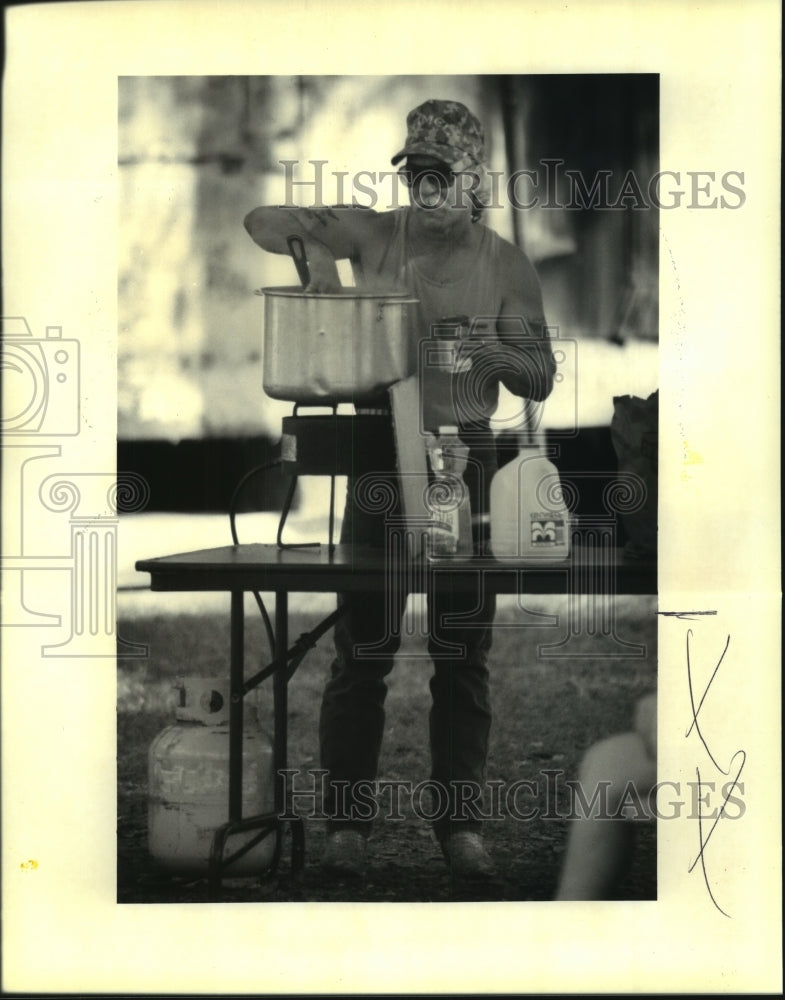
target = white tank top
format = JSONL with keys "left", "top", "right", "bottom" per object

{"left": 354, "top": 208, "right": 505, "bottom": 430}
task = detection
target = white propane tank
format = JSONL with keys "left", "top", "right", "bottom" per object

{"left": 490, "top": 432, "right": 571, "bottom": 563}
{"left": 148, "top": 677, "right": 275, "bottom": 876}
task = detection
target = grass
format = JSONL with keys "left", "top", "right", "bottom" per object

{"left": 117, "top": 595, "right": 657, "bottom": 903}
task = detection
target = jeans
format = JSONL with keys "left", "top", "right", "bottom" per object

{"left": 318, "top": 432, "right": 497, "bottom": 839}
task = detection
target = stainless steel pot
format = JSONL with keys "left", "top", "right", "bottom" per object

{"left": 259, "top": 287, "right": 418, "bottom": 404}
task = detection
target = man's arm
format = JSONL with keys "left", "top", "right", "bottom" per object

{"left": 474, "top": 241, "right": 556, "bottom": 402}
{"left": 243, "top": 205, "right": 376, "bottom": 292}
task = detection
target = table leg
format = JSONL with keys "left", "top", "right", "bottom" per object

{"left": 273, "top": 590, "right": 288, "bottom": 811}
{"left": 212, "top": 587, "right": 305, "bottom": 896}
{"left": 273, "top": 590, "right": 306, "bottom": 874}
{"left": 229, "top": 589, "right": 244, "bottom": 822}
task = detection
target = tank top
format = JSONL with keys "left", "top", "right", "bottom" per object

{"left": 354, "top": 208, "right": 505, "bottom": 431}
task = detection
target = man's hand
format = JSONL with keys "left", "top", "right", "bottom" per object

{"left": 244, "top": 206, "right": 358, "bottom": 293}
{"left": 482, "top": 330, "right": 556, "bottom": 402}
{"left": 302, "top": 240, "right": 342, "bottom": 293}
{"left": 455, "top": 336, "right": 555, "bottom": 402}
{"left": 452, "top": 340, "right": 476, "bottom": 374}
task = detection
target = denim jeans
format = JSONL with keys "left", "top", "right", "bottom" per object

{"left": 318, "top": 432, "right": 497, "bottom": 839}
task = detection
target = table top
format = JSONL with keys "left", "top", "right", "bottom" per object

{"left": 136, "top": 543, "right": 657, "bottom": 595}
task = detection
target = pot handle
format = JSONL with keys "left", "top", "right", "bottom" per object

{"left": 287, "top": 234, "right": 311, "bottom": 289}
{"left": 376, "top": 297, "right": 419, "bottom": 321}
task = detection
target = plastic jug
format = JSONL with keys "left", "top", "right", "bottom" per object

{"left": 490, "top": 434, "right": 570, "bottom": 562}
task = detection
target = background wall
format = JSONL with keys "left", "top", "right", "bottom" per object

{"left": 118, "top": 75, "right": 658, "bottom": 439}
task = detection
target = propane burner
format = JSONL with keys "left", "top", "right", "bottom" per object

{"left": 280, "top": 411, "right": 394, "bottom": 477}
{"left": 275, "top": 401, "right": 397, "bottom": 554}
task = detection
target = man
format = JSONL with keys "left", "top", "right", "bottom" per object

{"left": 244, "top": 99, "right": 555, "bottom": 880}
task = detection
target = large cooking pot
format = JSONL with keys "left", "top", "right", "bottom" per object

{"left": 259, "top": 286, "right": 418, "bottom": 404}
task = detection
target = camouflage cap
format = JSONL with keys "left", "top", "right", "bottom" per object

{"left": 391, "top": 99, "right": 486, "bottom": 171}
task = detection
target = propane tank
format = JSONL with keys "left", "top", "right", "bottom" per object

{"left": 148, "top": 677, "right": 275, "bottom": 876}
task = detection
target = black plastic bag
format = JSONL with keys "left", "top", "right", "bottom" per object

{"left": 610, "top": 390, "right": 658, "bottom": 560}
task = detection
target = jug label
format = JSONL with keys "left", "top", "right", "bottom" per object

{"left": 530, "top": 513, "right": 568, "bottom": 547}
{"left": 426, "top": 509, "right": 460, "bottom": 555}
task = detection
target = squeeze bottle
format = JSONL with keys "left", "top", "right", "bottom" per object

{"left": 425, "top": 426, "right": 472, "bottom": 556}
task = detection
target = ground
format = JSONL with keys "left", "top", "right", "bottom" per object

{"left": 117, "top": 597, "right": 656, "bottom": 904}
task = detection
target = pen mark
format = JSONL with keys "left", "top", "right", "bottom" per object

{"left": 685, "top": 629, "right": 731, "bottom": 772}
{"left": 683, "top": 624, "right": 746, "bottom": 918}
{"left": 658, "top": 610, "right": 717, "bottom": 620}
{"left": 688, "top": 754, "right": 746, "bottom": 918}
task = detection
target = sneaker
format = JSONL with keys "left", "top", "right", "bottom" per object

{"left": 440, "top": 831, "right": 496, "bottom": 880}
{"left": 322, "top": 829, "right": 367, "bottom": 878}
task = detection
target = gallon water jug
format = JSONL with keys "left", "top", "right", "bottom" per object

{"left": 148, "top": 677, "right": 275, "bottom": 876}
{"left": 490, "top": 436, "right": 571, "bottom": 562}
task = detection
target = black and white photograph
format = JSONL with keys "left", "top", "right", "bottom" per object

{"left": 2, "top": 1, "right": 781, "bottom": 995}
{"left": 117, "top": 74, "right": 660, "bottom": 906}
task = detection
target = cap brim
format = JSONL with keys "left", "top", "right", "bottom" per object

{"left": 391, "top": 142, "right": 468, "bottom": 168}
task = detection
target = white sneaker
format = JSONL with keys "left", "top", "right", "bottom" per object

{"left": 440, "top": 831, "right": 496, "bottom": 880}
{"left": 322, "top": 829, "right": 367, "bottom": 878}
